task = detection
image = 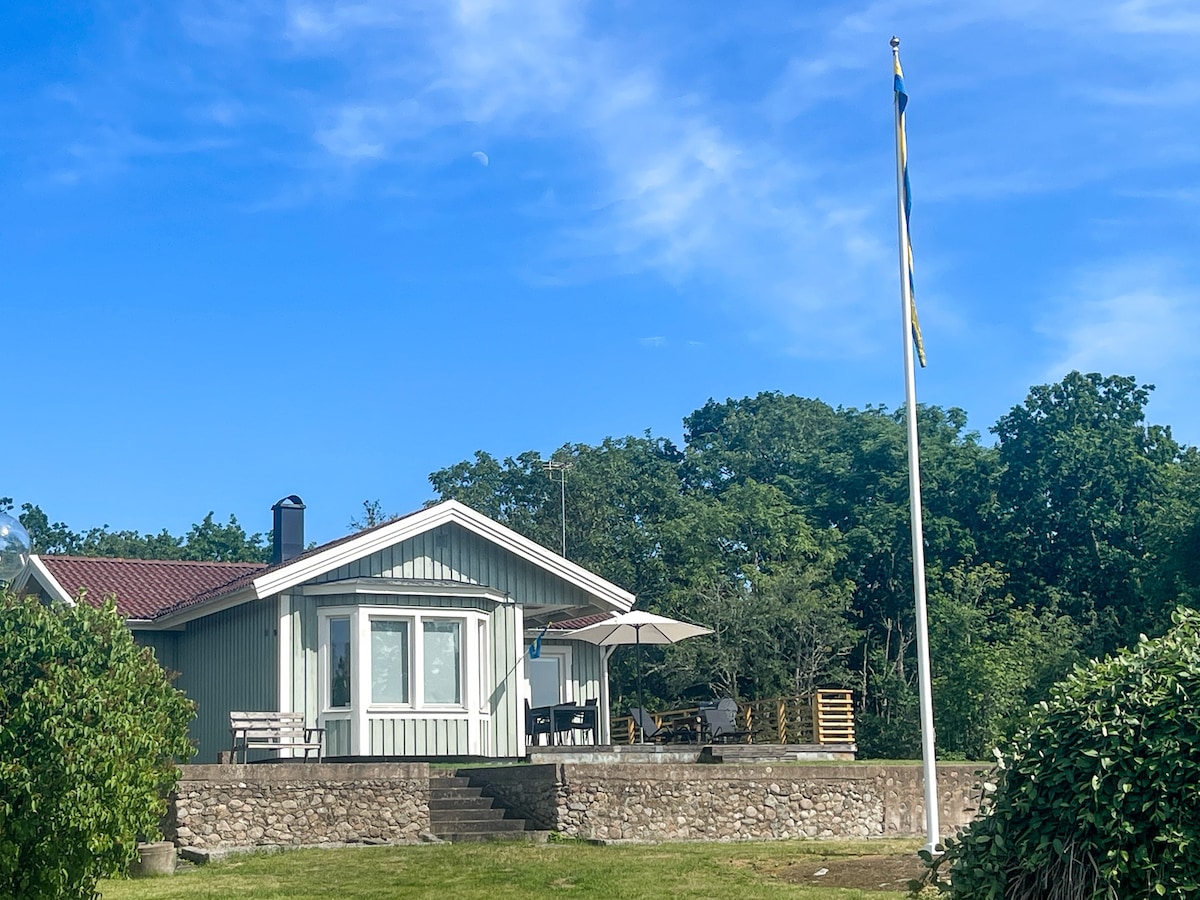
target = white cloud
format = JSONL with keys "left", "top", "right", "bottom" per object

{"left": 1041, "top": 260, "right": 1200, "bottom": 379}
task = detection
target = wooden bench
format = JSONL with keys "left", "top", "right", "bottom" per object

{"left": 229, "top": 711, "right": 325, "bottom": 763}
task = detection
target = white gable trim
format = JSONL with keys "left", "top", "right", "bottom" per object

{"left": 252, "top": 500, "right": 635, "bottom": 612}
{"left": 300, "top": 578, "right": 514, "bottom": 604}
{"left": 15, "top": 555, "right": 76, "bottom": 606}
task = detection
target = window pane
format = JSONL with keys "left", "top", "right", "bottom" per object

{"left": 371, "top": 619, "right": 410, "bottom": 704}
{"left": 423, "top": 620, "right": 461, "bottom": 705}
{"left": 329, "top": 617, "right": 351, "bottom": 709}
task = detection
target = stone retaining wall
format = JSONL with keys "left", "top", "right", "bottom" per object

{"left": 165, "top": 761, "right": 984, "bottom": 850}
{"left": 457, "top": 763, "right": 984, "bottom": 842}
{"left": 166, "top": 763, "right": 431, "bottom": 850}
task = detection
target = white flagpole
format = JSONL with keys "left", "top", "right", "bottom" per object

{"left": 891, "top": 35, "right": 940, "bottom": 853}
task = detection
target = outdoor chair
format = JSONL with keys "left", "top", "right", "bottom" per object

{"left": 629, "top": 707, "right": 692, "bottom": 743}
{"left": 525, "top": 699, "right": 553, "bottom": 746}
{"left": 702, "top": 699, "right": 752, "bottom": 744}
{"left": 553, "top": 699, "right": 599, "bottom": 745}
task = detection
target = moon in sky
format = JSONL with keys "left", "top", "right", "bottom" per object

{"left": 471, "top": 151, "right": 489, "bottom": 167}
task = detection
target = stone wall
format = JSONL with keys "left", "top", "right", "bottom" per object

{"left": 457, "top": 763, "right": 985, "bottom": 842}
{"left": 166, "top": 763, "right": 431, "bottom": 850}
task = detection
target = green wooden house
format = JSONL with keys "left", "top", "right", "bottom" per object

{"left": 13, "top": 498, "right": 634, "bottom": 763}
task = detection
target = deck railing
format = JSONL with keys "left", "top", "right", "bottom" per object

{"left": 610, "top": 689, "right": 855, "bottom": 745}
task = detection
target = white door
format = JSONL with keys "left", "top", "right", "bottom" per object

{"left": 529, "top": 656, "right": 563, "bottom": 707}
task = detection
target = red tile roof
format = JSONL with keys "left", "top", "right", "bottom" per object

{"left": 543, "top": 612, "right": 616, "bottom": 631}
{"left": 37, "top": 557, "right": 267, "bottom": 620}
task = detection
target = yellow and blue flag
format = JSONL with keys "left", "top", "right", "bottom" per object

{"left": 894, "top": 52, "right": 927, "bottom": 367}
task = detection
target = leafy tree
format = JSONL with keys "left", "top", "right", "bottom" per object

{"left": 348, "top": 499, "right": 398, "bottom": 531}
{"left": 179, "top": 513, "right": 269, "bottom": 562}
{"left": 990, "top": 372, "right": 1180, "bottom": 654}
{"left": 0, "top": 592, "right": 194, "bottom": 899}
{"left": 927, "top": 563, "right": 1080, "bottom": 760}
{"left": 935, "top": 607, "right": 1200, "bottom": 899}
{"left": 7, "top": 502, "right": 269, "bottom": 563}
{"left": 1142, "top": 446, "right": 1200, "bottom": 623}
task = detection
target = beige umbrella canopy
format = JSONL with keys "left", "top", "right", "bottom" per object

{"left": 567, "top": 611, "right": 713, "bottom": 736}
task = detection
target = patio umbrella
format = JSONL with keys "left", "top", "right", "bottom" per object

{"left": 566, "top": 611, "right": 713, "bottom": 741}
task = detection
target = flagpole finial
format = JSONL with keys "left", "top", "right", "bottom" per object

{"left": 890, "top": 36, "right": 900, "bottom": 51}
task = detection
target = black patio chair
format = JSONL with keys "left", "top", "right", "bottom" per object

{"left": 525, "top": 699, "right": 553, "bottom": 746}
{"left": 553, "top": 699, "right": 599, "bottom": 745}
{"left": 702, "top": 699, "right": 752, "bottom": 744}
{"left": 629, "top": 707, "right": 693, "bottom": 743}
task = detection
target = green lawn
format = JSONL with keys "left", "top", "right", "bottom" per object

{"left": 101, "top": 839, "right": 923, "bottom": 900}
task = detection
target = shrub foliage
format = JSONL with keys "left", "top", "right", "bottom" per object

{"left": 940, "top": 607, "right": 1200, "bottom": 899}
{"left": 0, "top": 593, "right": 194, "bottom": 899}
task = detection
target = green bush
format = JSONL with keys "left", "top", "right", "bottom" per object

{"left": 0, "top": 593, "right": 194, "bottom": 899}
{"left": 939, "top": 607, "right": 1200, "bottom": 899}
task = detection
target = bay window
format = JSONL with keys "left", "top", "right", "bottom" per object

{"left": 319, "top": 607, "right": 486, "bottom": 713}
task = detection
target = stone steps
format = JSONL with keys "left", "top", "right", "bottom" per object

{"left": 428, "top": 775, "right": 545, "bottom": 843}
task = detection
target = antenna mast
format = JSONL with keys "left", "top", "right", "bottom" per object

{"left": 543, "top": 459, "right": 572, "bottom": 557}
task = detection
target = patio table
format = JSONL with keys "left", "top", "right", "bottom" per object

{"left": 530, "top": 703, "right": 599, "bottom": 745}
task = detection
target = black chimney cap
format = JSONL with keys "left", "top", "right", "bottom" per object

{"left": 271, "top": 495, "right": 306, "bottom": 565}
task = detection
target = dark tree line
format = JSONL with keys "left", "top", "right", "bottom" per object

{"left": 1, "top": 500, "right": 271, "bottom": 564}
{"left": 429, "top": 372, "right": 1200, "bottom": 759}
{"left": 8, "top": 370, "right": 1198, "bottom": 759}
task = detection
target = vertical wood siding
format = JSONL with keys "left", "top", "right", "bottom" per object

{"left": 174, "top": 600, "right": 279, "bottom": 763}
{"left": 133, "top": 630, "right": 179, "bottom": 674}
{"left": 310, "top": 523, "right": 592, "bottom": 609}
{"left": 367, "top": 717, "right": 470, "bottom": 755}
{"left": 489, "top": 603, "right": 523, "bottom": 757}
{"left": 325, "top": 718, "right": 352, "bottom": 756}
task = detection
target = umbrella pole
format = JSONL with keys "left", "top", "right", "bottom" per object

{"left": 635, "top": 626, "right": 644, "bottom": 743}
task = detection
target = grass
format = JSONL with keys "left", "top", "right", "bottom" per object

{"left": 101, "top": 839, "right": 922, "bottom": 900}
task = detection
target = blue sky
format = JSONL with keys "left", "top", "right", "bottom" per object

{"left": 4, "top": 0, "right": 1199, "bottom": 545}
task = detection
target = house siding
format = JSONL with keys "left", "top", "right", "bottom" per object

{"left": 134, "top": 629, "right": 179, "bottom": 674}
{"left": 172, "top": 600, "right": 279, "bottom": 764}
{"left": 310, "top": 523, "right": 591, "bottom": 609}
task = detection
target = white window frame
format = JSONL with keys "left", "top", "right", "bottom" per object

{"left": 419, "top": 616, "right": 466, "bottom": 709}
{"left": 367, "top": 614, "right": 415, "bottom": 709}
{"left": 319, "top": 612, "right": 355, "bottom": 714}
{"left": 477, "top": 619, "right": 490, "bottom": 714}
{"left": 318, "top": 606, "right": 490, "bottom": 754}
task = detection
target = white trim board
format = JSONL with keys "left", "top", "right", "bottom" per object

{"left": 15, "top": 555, "right": 76, "bottom": 606}
{"left": 301, "top": 578, "right": 514, "bottom": 604}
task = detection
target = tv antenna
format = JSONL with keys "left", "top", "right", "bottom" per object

{"left": 543, "top": 459, "right": 572, "bottom": 557}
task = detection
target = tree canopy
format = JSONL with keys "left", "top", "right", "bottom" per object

{"left": 429, "top": 372, "right": 1194, "bottom": 759}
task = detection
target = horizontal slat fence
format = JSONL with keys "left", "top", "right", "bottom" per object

{"left": 610, "top": 689, "right": 854, "bottom": 745}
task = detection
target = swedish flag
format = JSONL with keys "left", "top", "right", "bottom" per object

{"left": 894, "top": 48, "right": 927, "bottom": 367}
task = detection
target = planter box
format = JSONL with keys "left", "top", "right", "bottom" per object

{"left": 130, "top": 841, "right": 175, "bottom": 877}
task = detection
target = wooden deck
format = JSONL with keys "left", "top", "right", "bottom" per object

{"left": 527, "top": 742, "right": 857, "bottom": 765}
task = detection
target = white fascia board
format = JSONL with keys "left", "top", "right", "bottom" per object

{"left": 252, "top": 499, "right": 636, "bottom": 612}
{"left": 20, "top": 556, "right": 75, "bottom": 606}
{"left": 300, "top": 579, "right": 513, "bottom": 603}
